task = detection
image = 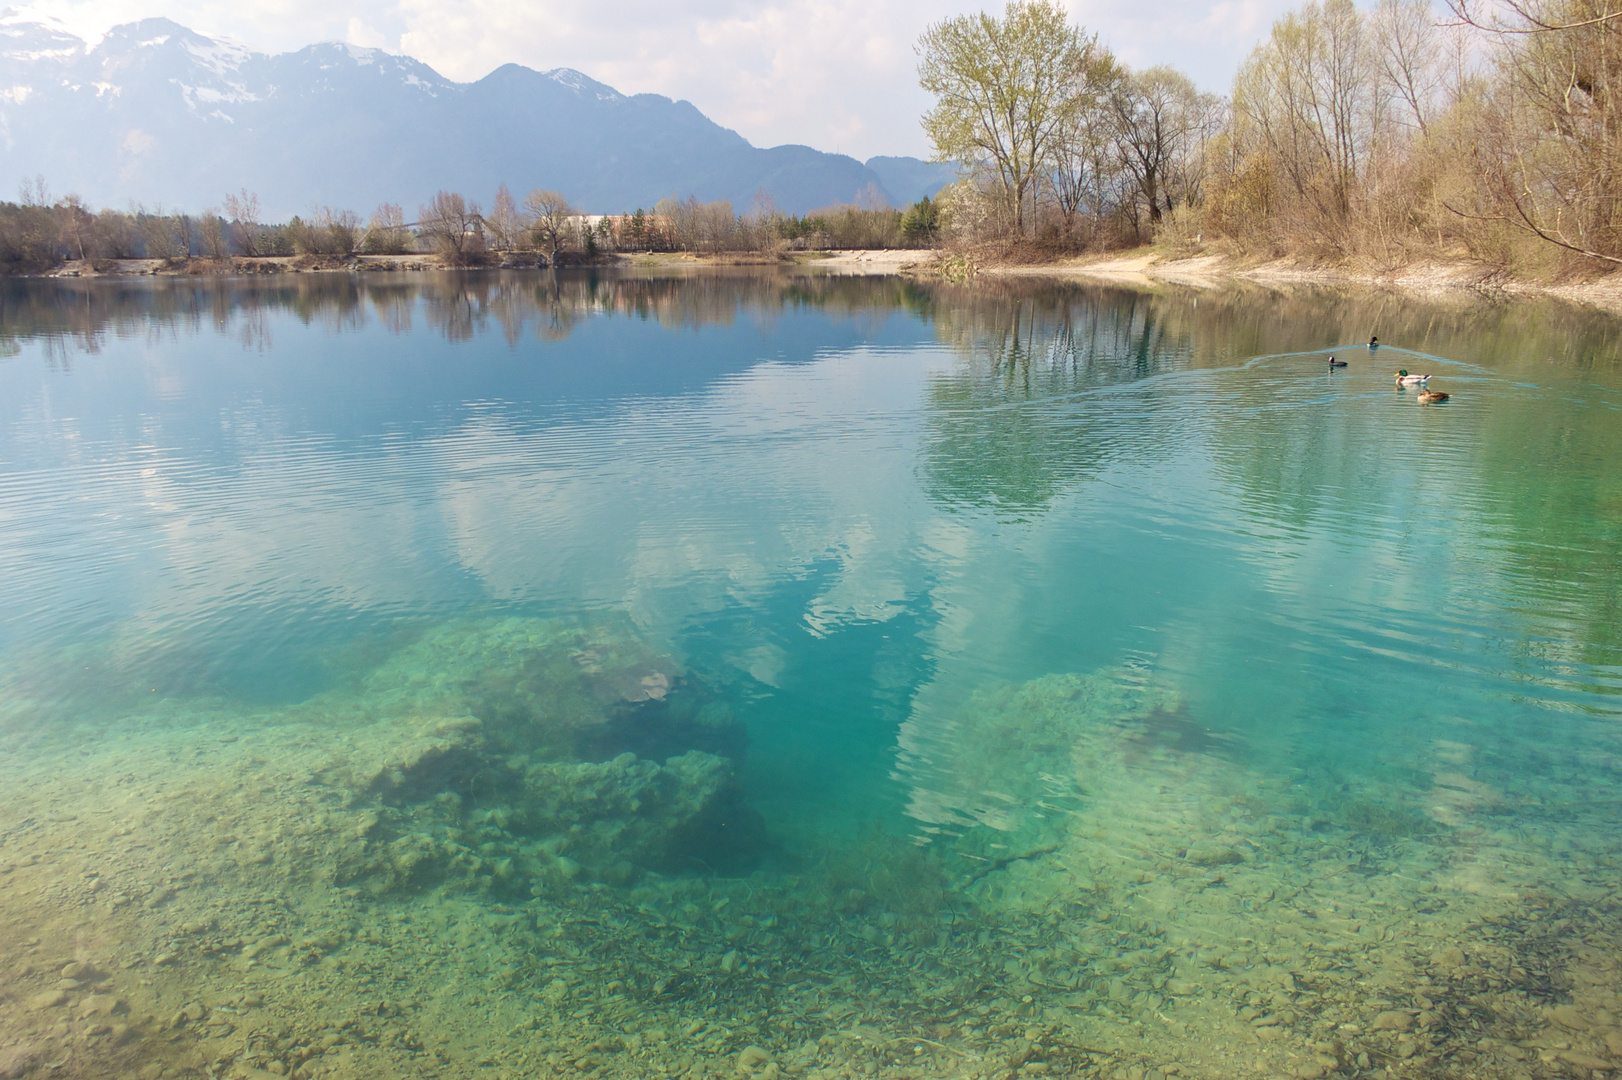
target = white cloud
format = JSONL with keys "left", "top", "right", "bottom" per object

{"left": 9, "top": 0, "right": 1305, "bottom": 159}
{"left": 344, "top": 15, "right": 390, "bottom": 50}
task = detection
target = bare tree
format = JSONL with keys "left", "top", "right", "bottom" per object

{"left": 1230, "top": 0, "right": 1376, "bottom": 225}
{"left": 136, "top": 205, "right": 189, "bottom": 260}
{"left": 317, "top": 207, "right": 360, "bottom": 255}
{"left": 57, "top": 194, "right": 92, "bottom": 261}
{"left": 2, "top": 177, "right": 60, "bottom": 269}
{"left": 1374, "top": 0, "right": 1445, "bottom": 134}
{"left": 198, "top": 208, "right": 229, "bottom": 258}
{"left": 18, "top": 175, "right": 49, "bottom": 208}
{"left": 223, "top": 190, "right": 262, "bottom": 256}
{"left": 1109, "top": 66, "right": 1219, "bottom": 228}
{"left": 287, "top": 215, "right": 320, "bottom": 255}
{"left": 1448, "top": 0, "right": 1622, "bottom": 33}
{"left": 524, "top": 189, "right": 575, "bottom": 263}
{"left": 418, "top": 191, "right": 484, "bottom": 264}
{"left": 92, "top": 210, "right": 140, "bottom": 259}
{"left": 1461, "top": 0, "right": 1622, "bottom": 263}
{"left": 749, "top": 189, "right": 783, "bottom": 252}
{"left": 1048, "top": 82, "right": 1122, "bottom": 241}
{"left": 486, "top": 184, "right": 525, "bottom": 251}
{"left": 366, "top": 203, "right": 411, "bottom": 254}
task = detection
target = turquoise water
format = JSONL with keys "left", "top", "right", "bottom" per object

{"left": 1, "top": 271, "right": 1620, "bottom": 1080}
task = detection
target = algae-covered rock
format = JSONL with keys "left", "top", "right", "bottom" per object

{"left": 348, "top": 716, "right": 486, "bottom": 802}
{"left": 1430, "top": 944, "right": 1465, "bottom": 970}
{"left": 298, "top": 614, "right": 747, "bottom": 767}
{"left": 523, "top": 750, "right": 756, "bottom": 874}
{"left": 303, "top": 615, "right": 763, "bottom": 894}
{"left": 335, "top": 749, "right": 758, "bottom": 892}
{"left": 524, "top": 751, "right": 723, "bottom": 824}
{"left": 331, "top": 615, "right": 690, "bottom": 758}
{"left": 1184, "top": 842, "right": 1244, "bottom": 866}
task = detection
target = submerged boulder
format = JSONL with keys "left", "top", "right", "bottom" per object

{"left": 523, "top": 750, "right": 758, "bottom": 875}
{"left": 338, "top": 614, "right": 693, "bottom": 761}
{"left": 315, "top": 616, "right": 764, "bottom": 894}
{"left": 348, "top": 716, "right": 486, "bottom": 802}
{"left": 337, "top": 748, "right": 759, "bottom": 893}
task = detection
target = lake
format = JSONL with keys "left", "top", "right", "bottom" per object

{"left": 1, "top": 269, "right": 1620, "bottom": 1080}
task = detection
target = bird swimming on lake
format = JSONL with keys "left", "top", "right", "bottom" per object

{"left": 1417, "top": 388, "right": 1450, "bottom": 403}
{"left": 1370, "top": 336, "right": 1380, "bottom": 348}
{"left": 1328, "top": 355, "right": 1348, "bottom": 367}
{"left": 1395, "top": 369, "right": 1430, "bottom": 384}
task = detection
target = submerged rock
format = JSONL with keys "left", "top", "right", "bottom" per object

{"left": 312, "top": 616, "right": 763, "bottom": 893}
{"left": 335, "top": 745, "right": 758, "bottom": 893}
{"left": 1371, "top": 1010, "right": 1413, "bottom": 1032}
{"left": 1184, "top": 842, "right": 1244, "bottom": 867}
{"left": 1430, "top": 944, "right": 1465, "bottom": 969}
{"left": 522, "top": 750, "right": 758, "bottom": 874}
{"left": 322, "top": 614, "right": 700, "bottom": 762}
{"left": 899, "top": 669, "right": 1181, "bottom": 879}
{"left": 349, "top": 716, "right": 486, "bottom": 801}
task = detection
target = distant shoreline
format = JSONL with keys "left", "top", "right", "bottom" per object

{"left": 30, "top": 247, "right": 1622, "bottom": 312}
{"left": 34, "top": 250, "right": 930, "bottom": 280}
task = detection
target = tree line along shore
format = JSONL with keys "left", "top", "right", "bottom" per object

{"left": 0, "top": 183, "right": 943, "bottom": 276}
{"left": 4, "top": 0, "right": 1619, "bottom": 285}
{"left": 916, "top": 0, "right": 1622, "bottom": 282}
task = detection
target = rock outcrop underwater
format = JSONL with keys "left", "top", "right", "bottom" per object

{"left": 299, "top": 616, "right": 767, "bottom": 894}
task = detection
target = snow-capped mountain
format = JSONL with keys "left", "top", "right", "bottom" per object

{"left": 0, "top": 16, "right": 956, "bottom": 217}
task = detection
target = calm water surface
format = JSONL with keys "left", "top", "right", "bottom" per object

{"left": 1, "top": 271, "right": 1620, "bottom": 1080}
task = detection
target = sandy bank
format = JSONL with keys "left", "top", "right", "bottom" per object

{"left": 798, "top": 249, "right": 931, "bottom": 275}
{"left": 609, "top": 250, "right": 929, "bottom": 275}
{"left": 981, "top": 248, "right": 1622, "bottom": 313}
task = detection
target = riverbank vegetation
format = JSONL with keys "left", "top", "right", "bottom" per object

{"left": 920, "top": 0, "right": 1622, "bottom": 278}
{"left": 0, "top": 178, "right": 940, "bottom": 275}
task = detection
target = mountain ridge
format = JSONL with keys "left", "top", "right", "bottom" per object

{"left": 0, "top": 16, "right": 958, "bottom": 217}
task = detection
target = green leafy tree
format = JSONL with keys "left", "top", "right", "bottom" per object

{"left": 900, "top": 196, "right": 944, "bottom": 245}
{"left": 918, "top": 0, "right": 1114, "bottom": 236}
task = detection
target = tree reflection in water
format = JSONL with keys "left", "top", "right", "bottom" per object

{"left": 3, "top": 268, "right": 1617, "bottom": 673}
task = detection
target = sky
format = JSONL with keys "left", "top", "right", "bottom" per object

{"left": 6, "top": 0, "right": 1278, "bottom": 161}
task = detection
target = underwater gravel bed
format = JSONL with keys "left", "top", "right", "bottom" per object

{"left": 1, "top": 620, "right": 1620, "bottom": 1080}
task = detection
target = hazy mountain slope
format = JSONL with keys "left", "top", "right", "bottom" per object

{"left": 864, "top": 156, "right": 959, "bottom": 205}
{"left": 0, "top": 17, "right": 952, "bottom": 217}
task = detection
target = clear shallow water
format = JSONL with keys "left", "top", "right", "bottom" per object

{"left": 2, "top": 271, "right": 1621, "bottom": 1080}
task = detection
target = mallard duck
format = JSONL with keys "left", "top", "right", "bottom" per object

{"left": 1417, "top": 389, "right": 1450, "bottom": 403}
{"left": 1369, "top": 336, "right": 1380, "bottom": 348}
{"left": 1395, "top": 369, "right": 1430, "bottom": 384}
{"left": 1328, "top": 355, "right": 1347, "bottom": 367}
